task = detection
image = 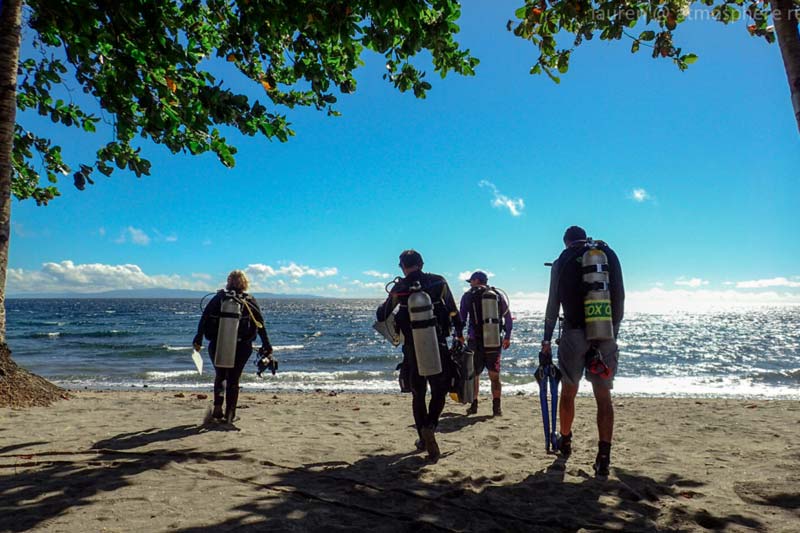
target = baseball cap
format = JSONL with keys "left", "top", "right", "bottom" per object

{"left": 465, "top": 271, "right": 488, "bottom": 284}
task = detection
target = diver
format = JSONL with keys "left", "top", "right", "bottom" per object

{"left": 541, "top": 226, "right": 624, "bottom": 477}
{"left": 458, "top": 271, "right": 513, "bottom": 417}
{"left": 376, "top": 250, "right": 464, "bottom": 461}
{"left": 193, "top": 270, "right": 273, "bottom": 425}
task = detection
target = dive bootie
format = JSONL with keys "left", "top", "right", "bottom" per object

{"left": 466, "top": 400, "right": 478, "bottom": 415}
{"left": 492, "top": 398, "right": 502, "bottom": 417}
{"left": 212, "top": 405, "right": 224, "bottom": 421}
{"left": 225, "top": 406, "right": 237, "bottom": 425}
{"left": 594, "top": 441, "right": 611, "bottom": 477}
{"left": 556, "top": 432, "right": 572, "bottom": 458}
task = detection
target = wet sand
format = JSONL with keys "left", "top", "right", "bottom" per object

{"left": 1, "top": 391, "right": 798, "bottom": 532}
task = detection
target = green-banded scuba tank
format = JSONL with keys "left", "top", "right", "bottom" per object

{"left": 215, "top": 291, "right": 241, "bottom": 368}
{"left": 480, "top": 288, "right": 502, "bottom": 353}
{"left": 408, "top": 282, "right": 442, "bottom": 376}
{"left": 582, "top": 240, "right": 614, "bottom": 341}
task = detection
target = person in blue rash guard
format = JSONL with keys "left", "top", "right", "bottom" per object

{"left": 541, "top": 226, "right": 624, "bottom": 477}
{"left": 376, "top": 250, "right": 463, "bottom": 461}
{"left": 458, "top": 271, "right": 513, "bottom": 417}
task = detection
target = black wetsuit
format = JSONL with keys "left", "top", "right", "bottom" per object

{"left": 543, "top": 241, "right": 625, "bottom": 342}
{"left": 376, "top": 271, "right": 464, "bottom": 437}
{"left": 194, "top": 291, "right": 271, "bottom": 415}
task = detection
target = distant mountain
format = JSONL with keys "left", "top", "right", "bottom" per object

{"left": 7, "top": 288, "right": 327, "bottom": 299}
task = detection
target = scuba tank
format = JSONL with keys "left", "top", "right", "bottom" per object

{"left": 480, "top": 288, "right": 502, "bottom": 352}
{"left": 582, "top": 240, "right": 614, "bottom": 341}
{"left": 215, "top": 291, "right": 242, "bottom": 368}
{"left": 408, "top": 282, "right": 442, "bottom": 376}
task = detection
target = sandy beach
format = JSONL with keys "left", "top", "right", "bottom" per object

{"left": 1, "top": 391, "right": 798, "bottom": 532}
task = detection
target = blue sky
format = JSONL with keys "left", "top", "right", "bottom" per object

{"left": 8, "top": 1, "right": 800, "bottom": 305}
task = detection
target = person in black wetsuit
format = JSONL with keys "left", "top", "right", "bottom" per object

{"left": 541, "top": 226, "right": 624, "bottom": 476}
{"left": 376, "top": 250, "right": 463, "bottom": 461}
{"left": 193, "top": 270, "right": 272, "bottom": 424}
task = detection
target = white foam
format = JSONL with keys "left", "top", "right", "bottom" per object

{"left": 47, "top": 332, "right": 61, "bottom": 338}
{"left": 49, "top": 372, "right": 800, "bottom": 399}
{"left": 145, "top": 370, "right": 200, "bottom": 379}
{"left": 163, "top": 345, "right": 191, "bottom": 352}
{"left": 273, "top": 344, "right": 304, "bottom": 351}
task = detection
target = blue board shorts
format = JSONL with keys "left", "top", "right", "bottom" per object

{"left": 556, "top": 328, "right": 618, "bottom": 389}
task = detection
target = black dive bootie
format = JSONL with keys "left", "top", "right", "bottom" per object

{"left": 492, "top": 398, "right": 502, "bottom": 417}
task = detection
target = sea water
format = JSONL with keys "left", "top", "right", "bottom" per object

{"left": 6, "top": 298, "right": 799, "bottom": 399}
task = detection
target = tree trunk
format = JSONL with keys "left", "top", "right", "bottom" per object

{"left": 0, "top": 0, "right": 22, "bottom": 347}
{"left": 773, "top": 0, "right": 800, "bottom": 134}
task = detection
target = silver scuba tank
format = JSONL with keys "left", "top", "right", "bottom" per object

{"left": 408, "top": 282, "right": 442, "bottom": 376}
{"left": 215, "top": 292, "right": 241, "bottom": 368}
{"left": 582, "top": 241, "right": 615, "bottom": 341}
{"left": 481, "top": 288, "right": 502, "bottom": 351}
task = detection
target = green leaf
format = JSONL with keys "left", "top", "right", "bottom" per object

{"left": 683, "top": 54, "right": 698, "bottom": 65}
{"left": 639, "top": 30, "right": 656, "bottom": 42}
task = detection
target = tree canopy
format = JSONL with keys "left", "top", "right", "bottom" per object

{"left": 11, "top": 0, "right": 479, "bottom": 205}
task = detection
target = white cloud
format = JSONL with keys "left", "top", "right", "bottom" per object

{"left": 98, "top": 227, "right": 106, "bottom": 237}
{"left": 510, "top": 287, "right": 800, "bottom": 314}
{"left": 152, "top": 229, "right": 178, "bottom": 243}
{"left": 12, "top": 222, "right": 34, "bottom": 238}
{"left": 479, "top": 180, "right": 524, "bottom": 217}
{"left": 629, "top": 188, "right": 651, "bottom": 202}
{"left": 735, "top": 277, "right": 800, "bottom": 289}
{"left": 363, "top": 270, "right": 391, "bottom": 279}
{"left": 191, "top": 273, "right": 212, "bottom": 280}
{"left": 675, "top": 277, "right": 709, "bottom": 288}
{"left": 7, "top": 261, "right": 213, "bottom": 294}
{"left": 457, "top": 269, "right": 496, "bottom": 283}
{"left": 246, "top": 262, "right": 338, "bottom": 280}
{"left": 626, "top": 287, "right": 800, "bottom": 311}
{"left": 115, "top": 226, "right": 151, "bottom": 246}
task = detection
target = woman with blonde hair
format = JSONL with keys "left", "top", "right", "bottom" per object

{"left": 193, "top": 270, "right": 273, "bottom": 424}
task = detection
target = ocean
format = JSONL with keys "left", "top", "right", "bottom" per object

{"left": 5, "top": 298, "right": 800, "bottom": 399}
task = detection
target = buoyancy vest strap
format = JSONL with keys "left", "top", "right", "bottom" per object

{"left": 219, "top": 311, "right": 241, "bottom": 319}
{"left": 241, "top": 299, "right": 264, "bottom": 329}
{"left": 410, "top": 304, "right": 433, "bottom": 313}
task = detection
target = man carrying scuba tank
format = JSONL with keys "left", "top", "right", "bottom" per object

{"left": 193, "top": 270, "right": 273, "bottom": 425}
{"left": 376, "top": 250, "right": 464, "bottom": 461}
{"left": 541, "top": 226, "right": 624, "bottom": 477}
{"left": 458, "top": 271, "right": 513, "bottom": 417}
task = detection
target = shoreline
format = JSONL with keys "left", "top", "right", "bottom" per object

{"left": 2, "top": 391, "right": 799, "bottom": 531}
{"left": 47, "top": 382, "right": 800, "bottom": 401}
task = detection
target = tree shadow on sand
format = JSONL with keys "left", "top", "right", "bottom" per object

{"left": 170, "top": 450, "right": 764, "bottom": 532}
{"left": 0, "top": 424, "right": 246, "bottom": 532}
